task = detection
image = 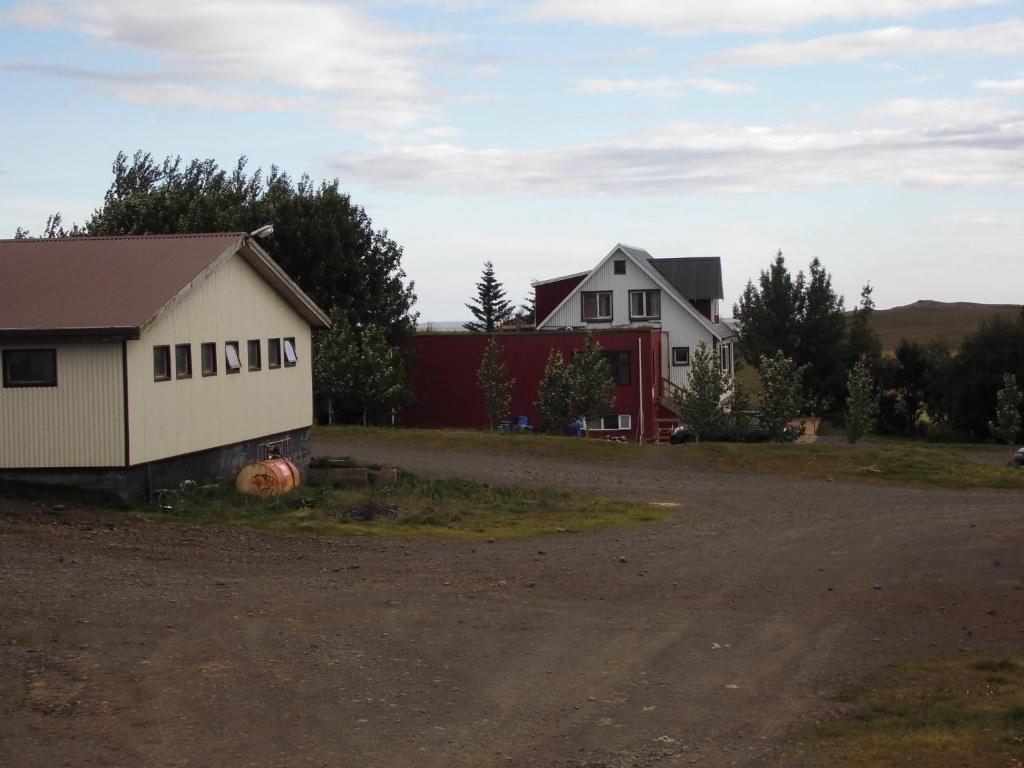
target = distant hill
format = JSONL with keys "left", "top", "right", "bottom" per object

{"left": 863, "top": 300, "right": 1021, "bottom": 352}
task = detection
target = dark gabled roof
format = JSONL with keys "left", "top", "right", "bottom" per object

{"left": 0, "top": 233, "right": 329, "bottom": 338}
{"left": 647, "top": 257, "right": 724, "bottom": 301}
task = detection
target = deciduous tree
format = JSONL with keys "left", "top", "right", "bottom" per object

{"left": 758, "top": 351, "right": 804, "bottom": 441}
{"left": 535, "top": 350, "right": 574, "bottom": 435}
{"left": 571, "top": 335, "right": 616, "bottom": 436}
{"left": 671, "top": 341, "right": 728, "bottom": 441}
{"left": 989, "top": 373, "right": 1022, "bottom": 448}
{"left": 477, "top": 338, "right": 515, "bottom": 430}
{"left": 845, "top": 356, "right": 878, "bottom": 444}
{"left": 313, "top": 307, "right": 358, "bottom": 425}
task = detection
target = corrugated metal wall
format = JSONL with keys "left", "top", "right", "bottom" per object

{"left": 0, "top": 342, "right": 124, "bottom": 467}
{"left": 127, "top": 253, "right": 313, "bottom": 465}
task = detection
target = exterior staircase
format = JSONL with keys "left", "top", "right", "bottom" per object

{"left": 653, "top": 378, "right": 684, "bottom": 443}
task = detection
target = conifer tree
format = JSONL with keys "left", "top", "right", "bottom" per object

{"left": 758, "top": 351, "right": 804, "bottom": 441}
{"left": 477, "top": 337, "right": 515, "bottom": 430}
{"left": 464, "top": 261, "right": 514, "bottom": 333}
{"left": 535, "top": 350, "right": 574, "bottom": 434}
{"left": 572, "top": 334, "right": 616, "bottom": 436}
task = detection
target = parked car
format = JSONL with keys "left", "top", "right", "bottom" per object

{"left": 1015, "top": 447, "right": 1024, "bottom": 467}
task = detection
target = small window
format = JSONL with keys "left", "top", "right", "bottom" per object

{"left": 268, "top": 338, "right": 282, "bottom": 369}
{"left": 601, "top": 351, "right": 631, "bottom": 386}
{"left": 613, "top": 259, "right": 626, "bottom": 275}
{"left": 672, "top": 346, "right": 690, "bottom": 367}
{"left": 581, "top": 291, "right": 612, "bottom": 322}
{"left": 283, "top": 337, "right": 297, "bottom": 367}
{"left": 629, "top": 290, "right": 660, "bottom": 320}
{"left": 225, "top": 341, "right": 241, "bottom": 373}
{"left": 248, "top": 340, "right": 262, "bottom": 371}
{"left": 721, "top": 344, "right": 732, "bottom": 373}
{"left": 590, "top": 414, "right": 632, "bottom": 431}
{"left": 2, "top": 349, "right": 57, "bottom": 388}
{"left": 201, "top": 342, "right": 217, "bottom": 376}
{"left": 175, "top": 344, "right": 192, "bottom": 379}
{"left": 153, "top": 346, "right": 171, "bottom": 381}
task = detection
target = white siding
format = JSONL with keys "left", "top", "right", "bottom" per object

{"left": 0, "top": 342, "right": 124, "bottom": 468}
{"left": 126, "top": 253, "right": 313, "bottom": 465}
{"left": 540, "top": 251, "right": 716, "bottom": 388}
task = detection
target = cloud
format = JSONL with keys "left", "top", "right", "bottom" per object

{"left": 704, "top": 19, "right": 1024, "bottom": 68}
{"left": 684, "top": 77, "right": 757, "bottom": 94}
{"left": 976, "top": 75, "right": 1024, "bottom": 92}
{"left": 4, "top": 1, "right": 443, "bottom": 132}
{"left": 571, "top": 78, "right": 682, "bottom": 97}
{"left": 528, "top": 0, "right": 1002, "bottom": 36}
{"left": 328, "top": 98, "right": 1024, "bottom": 195}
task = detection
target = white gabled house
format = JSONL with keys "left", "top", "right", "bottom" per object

{"left": 533, "top": 243, "right": 737, "bottom": 397}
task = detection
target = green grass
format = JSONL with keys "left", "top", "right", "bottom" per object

{"left": 793, "top": 658, "right": 1024, "bottom": 767}
{"left": 318, "top": 426, "right": 1024, "bottom": 491}
{"left": 864, "top": 300, "right": 1021, "bottom": 353}
{"left": 132, "top": 470, "right": 672, "bottom": 540}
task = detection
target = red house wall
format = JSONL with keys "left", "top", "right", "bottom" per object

{"left": 535, "top": 275, "right": 586, "bottom": 325}
{"left": 399, "top": 330, "right": 662, "bottom": 438}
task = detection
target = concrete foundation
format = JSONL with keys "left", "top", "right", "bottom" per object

{"left": 0, "top": 427, "right": 312, "bottom": 504}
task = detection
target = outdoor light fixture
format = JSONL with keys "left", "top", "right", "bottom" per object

{"left": 250, "top": 224, "right": 274, "bottom": 239}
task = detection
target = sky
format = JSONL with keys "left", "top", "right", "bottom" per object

{"left": 1, "top": 1, "right": 1022, "bottom": 322}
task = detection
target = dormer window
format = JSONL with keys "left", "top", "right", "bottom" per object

{"left": 629, "top": 290, "right": 660, "bottom": 320}
{"left": 581, "top": 291, "right": 612, "bottom": 322}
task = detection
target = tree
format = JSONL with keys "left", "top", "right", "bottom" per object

{"left": 464, "top": 261, "right": 514, "bottom": 333}
{"left": 572, "top": 335, "right": 616, "bottom": 436}
{"left": 477, "top": 338, "right": 515, "bottom": 430}
{"left": 758, "top": 351, "right": 804, "bottom": 441}
{"left": 727, "top": 366, "right": 753, "bottom": 428}
{"left": 950, "top": 315, "right": 1024, "bottom": 439}
{"left": 535, "top": 349, "right": 575, "bottom": 435}
{"left": 313, "top": 307, "right": 359, "bottom": 425}
{"left": 734, "top": 250, "right": 803, "bottom": 367}
{"left": 798, "top": 258, "right": 847, "bottom": 413}
{"left": 847, "top": 283, "right": 882, "bottom": 369}
{"left": 845, "top": 356, "right": 878, "bottom": 444}
{"left": 671, "top": 341, "right": 728, "bottom": 441}
{"left": 516, "top": 291, "right": 537, "bottom": 326}
{"left": 26, "top": 151, "right": 418, "bottom": 344}
{"left": 351, "top": 326, "right": 409, "bottom": 427}
{"left": 989, "top": 373, "right": 1022, "bottom": 449}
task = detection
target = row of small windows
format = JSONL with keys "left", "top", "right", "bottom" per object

{"left": 154, "top": 338, "right": 296, "bottom": 382}
{"left": 581, "top": 290, "right": 661, "bottom": 323}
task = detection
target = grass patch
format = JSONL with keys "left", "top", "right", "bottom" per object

{"left": 317, "top": 426, "right": 1024, "bottom": 491}
{"left": 794, "top": 658, "right": 1024, "bottom": 767}
{"left": 133, "top": 469, "right": 672, "bottom": 540}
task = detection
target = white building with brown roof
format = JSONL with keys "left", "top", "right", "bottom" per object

{"left": 0, "top": 232, "right": 329, "bottom": 500}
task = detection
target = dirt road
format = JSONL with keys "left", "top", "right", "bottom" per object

{"left": 2, "top": 435, "right": 1022, "bottom": 767}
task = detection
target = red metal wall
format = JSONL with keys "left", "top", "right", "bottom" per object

{"left": 399, "top": 329, "right": 662, "bottom": 438}
{"left": 535, "top": 275, "right": 586, "bottom": 325}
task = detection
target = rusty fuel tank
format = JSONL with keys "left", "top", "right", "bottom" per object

{"left": 235, "top": 458, "right": 301, "bottom": 497}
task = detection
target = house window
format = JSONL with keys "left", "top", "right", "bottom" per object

{"left": 225, "top": 341, "right": 241, "bottom": 374}
{"left": 590, "top": 414, "right": 632, "bottom": 431}
{"left": 248, "top": 340, "right": 262, "bottom": 371}
{"left": 175, "top": 344, "right": 192, "bottom": 379}
{"left": 153, "top": 346, "right": 171, "bottom": 381}
{"left": 2, "top": 349, "right": 57, "bottom": 388}
{"left": 721, "top": 344, "right": 732, "bottom": 373}
{"left": 601, "top": 351, "right": 631, "bottom": 386}
{"left": 201, "top": 342, "right": 217, "bottom": 376}
{"left": 283, "top": 337, "right": 297, "bottom": 367}
{"left": 581, "top": 291, "right": 612, "bottom": 322}
{"left": 672, "top": 346, "right": 690, "bottom": 367}
{"left": 268, "top": 338, "right": 282, "bottom": 369}
{"left": 629, "top": 290, "right": 660, "bottom": 320}
{"left": 613, "top": 259, "right": 626, "bottom": 275}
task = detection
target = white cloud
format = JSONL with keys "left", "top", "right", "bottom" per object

{"left": 328, "top": 98, "right": 1024, "bottom": 195}
{"left": 976, "top": 75, "right": 1024, "bottom": 92}
{"left": 529, "top": 0, "right": 1002, "bottom": 36}
{"left": 704, "top": 19, "right": 1024, "bottom": 68}
{"left": 865, "top": 97, "right": 1019, "bottom": 124}
{"left": 572, "top": 77, "right": 682, "bottom": 97}
{"left": 4, "top": 1, "right": 442, "bottom": 132}
{"left": 685, "top": 77, "right": 757, "bottom": 94}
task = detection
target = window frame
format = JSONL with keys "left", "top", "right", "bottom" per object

{"left": 613, "top": 259, "right": 626, "bottom": 275}
{"left": 175, "top": 343, "right": 192, "bottom": 380}
{"left": 628, "top": 289, "right": 661, "bottom": 321}
{"left": 601, "top": 350, "right": 631, "bottom": 386}
{"left": 589, "top": 414, "right": 632, "bottom": 431}
{"left": 247, "top": 339, "right": 262, "bottom": 372}
{"left": 672, "top": 346, "right": 690, "bottom": 367}
{"left": 225, "top": 341, "right": 242, "bottom": 374}
{"left": 721, "top": 343, "right": 732, "bottom": 373}
{"left": 268, "top": 338, "right": 282, "bottom": 369}
{"left": 2, "top": 348, "right": 58, "bottom": 388}
{"left": 201, "top": 342, "right": 217, "bottom": 377}
{"left": 581, "top": 291, "right": 613, "bottom": 323}
{"left": 283, "top": 337, "right": 297, "bottom": 367}
{"left": 153, "top": 345, "right": 172, "bottom": 382}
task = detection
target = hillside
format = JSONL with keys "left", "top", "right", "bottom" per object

{"left": 863, "top": 300, "right": 1020, "bottom": 352}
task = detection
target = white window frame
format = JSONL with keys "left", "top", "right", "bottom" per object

{"left": 629, "top": 289, "right": 660, "bottom": 320}
{"left": 589, "top": 414, "right": 632, "bottom": 431}
{"left": 283, "top": 337, "right": 297, "bottom": 366}
{"left": 672, "top": 346, "right": 690, "bottom": 367}
{"left": 581, "top": 291, "right": 612, "bottom": 322}
{"left": 225, "top": 341, "right": 241, "bottom": 373}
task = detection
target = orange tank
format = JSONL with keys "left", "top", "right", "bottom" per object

{"left": 235, "top": 458, "right": 301, "bottom": 497}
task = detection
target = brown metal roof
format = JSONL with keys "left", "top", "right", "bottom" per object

{"left": 0, "top": 233, "right": 328, "bottom": 337}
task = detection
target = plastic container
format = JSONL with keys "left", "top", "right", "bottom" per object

{"left": 235, "top": 458, "right": 301, "bottom": 497}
